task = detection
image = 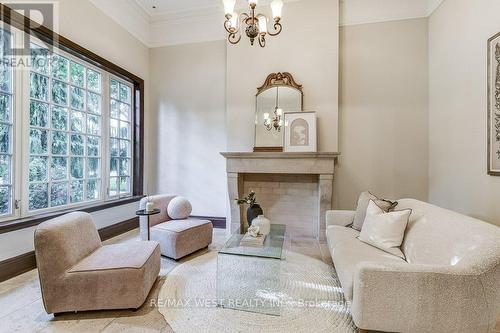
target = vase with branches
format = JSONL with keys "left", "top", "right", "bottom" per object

{"left": 235, "top": 191, "right": 264, "bottom": 228}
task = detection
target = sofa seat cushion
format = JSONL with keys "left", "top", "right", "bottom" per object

{"left": 151, "top": 219, "right": 213, "bottom": 260}
{"left": 326, "top": 225, "right": 360, "bottom": 257}
{"left": 152, "top": 218, "right": 211, "bottom": 233}
{"left": 68, "top": 241, "right": 159, "bottom": 273}
{"left": 333, "top": 237, "right": 406, "bottom": 301}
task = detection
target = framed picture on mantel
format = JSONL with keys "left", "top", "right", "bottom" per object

{"left": 488, "top": 32, "right": 500, "bottom": 175}
{"left": 284, "top": 111, "right": 317, "bottom": 152}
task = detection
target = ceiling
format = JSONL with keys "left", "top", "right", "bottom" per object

{"left": 90, "top": 0, "right": 444, "bottom": 47}
{"left": 135, "top": 0, "right": 219, "bottom": 16}
{"left": 134, "top": 0, "right": 281, "bottom": 17}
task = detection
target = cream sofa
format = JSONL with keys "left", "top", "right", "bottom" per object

{"left": 326, "top": 199, "right": 500, "bottom": 333}
{"left": 35, "top": 212, "right": 161, "bottom": 314}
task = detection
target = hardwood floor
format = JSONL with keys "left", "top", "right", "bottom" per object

{"left": 0, "top": 228, "right": 333, "bottom": 333}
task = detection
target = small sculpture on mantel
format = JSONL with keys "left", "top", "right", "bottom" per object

{"left": 235, "top": 191, "right": 264, "bottom": 228}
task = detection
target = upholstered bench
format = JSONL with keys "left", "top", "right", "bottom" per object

{"left": 139, "top": 194, "right": 213, "bottom": 259}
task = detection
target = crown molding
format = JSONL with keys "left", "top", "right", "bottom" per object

{"left": 89, "top": 0, "right": 151, "bottom": 47}
{"left": 92, "top": 0, "right": 445, "bottom": 48}
{"left": 340, "top": 0, "right": 442, "bottom": 27}
{"left": 149, "top": 6, "right": 222, "bottom": 24}
{"left": 427, "top": 0, "right": 445, "bottom": 16}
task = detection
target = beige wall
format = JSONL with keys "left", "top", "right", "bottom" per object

{"left": 149, "top": 41, "right": 227, "bottom": 217}
{"left": 335, "top": 18, "right": 429, "bottom": 209}
{"left": 0, "top": 0, "right": 150, "bottom": 261}
{"left": 226, "top": 0, "right": 339, "bottom": 152}
{"left": 429, "top": 0, "right": 500, "bottom": 226}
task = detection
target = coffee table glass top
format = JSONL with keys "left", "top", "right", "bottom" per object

{"left": 219, "top": 224, "right": 286, "bottom": 259}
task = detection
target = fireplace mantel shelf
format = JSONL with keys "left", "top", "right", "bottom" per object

{"left": 221, "top": 151, "right": 339, "bottom": 176}
{"left": 220, "top": 152, "right": 340, "bottom": 159}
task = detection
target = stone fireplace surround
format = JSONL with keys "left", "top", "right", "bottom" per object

{"left": 221, "top": 152, "right": 339, "bottom": 242}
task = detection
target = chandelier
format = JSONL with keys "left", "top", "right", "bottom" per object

{"left": 223, "top": 0, "right": 284, "bottom": 48}
{"left": 264, "top": 107, "right": 283, "bottom": 131}
{"left": 264, "top": 86, "right": 284, "bottom": 131}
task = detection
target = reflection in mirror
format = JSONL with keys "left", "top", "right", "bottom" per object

{"left": 254, "top": 73, "right": 303, "bottom": 151}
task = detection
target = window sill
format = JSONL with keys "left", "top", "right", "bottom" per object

{"left": 0, "top": 195, "right": 144, "bottom": 235}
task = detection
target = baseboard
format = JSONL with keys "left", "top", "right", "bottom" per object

{"left": 0, "top": 251, "right": 36, "bottom": 283}
{"left": 98, "top": 217, "right": 139, "bottom": 241}
{"left": 0, "top": 216, "right": 140, "bottom": 283}
{"left": 191, "top": 216, "right": 226, "bottom": 229}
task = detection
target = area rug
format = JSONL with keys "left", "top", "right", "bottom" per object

{"left": 157, "top": 251, "right": 357, "bottom": 333}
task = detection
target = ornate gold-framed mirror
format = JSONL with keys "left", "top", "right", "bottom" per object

{"left": 254, "top": 72, "right": 303, "bottom": 152}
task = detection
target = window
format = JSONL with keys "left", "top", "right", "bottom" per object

{"left": 0, "top": 26, "right": 142, "bottom": 223}
{"left": 0, "top": 28, "right": 13, "bottom": 216}
{"left": 27, "top": 43, "right": 104, "bottom": 212}
{"left": 0, "top": 7, "right": 144, "bottom": 229}
{"left": 109, "top": 78, "right": 132, "bottom": 198}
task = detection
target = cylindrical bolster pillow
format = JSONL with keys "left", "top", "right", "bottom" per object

{"left": 167, "top": 197, "right": 192, "bottom": 220}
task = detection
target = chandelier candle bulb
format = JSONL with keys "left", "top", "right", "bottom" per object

{"left": 271, "top": 0, "right": 283, "bottom": 20}
{"left": 229, "top": 13, "right": 238, "bottom": 29}
{"left": 258, "top": 16, "right": 267, "bottom": 34}
{"left": 223, "top": 0, "right": 236, "bottom": 16}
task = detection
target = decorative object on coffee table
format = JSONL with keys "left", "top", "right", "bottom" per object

{"left": 235, "top": 191, "right": 263, "bottom": 228}
{"left": 240, "top": 226, "right": 266, "bottom": 247}
{"left": 136, "top": 208, "right": 161, "bottom": 241}
{"left": 252, "top": 215, "right": 271, "bottom": 235}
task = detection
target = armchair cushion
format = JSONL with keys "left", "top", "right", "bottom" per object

{"left": 58, "top": 243, "right": 160, "bottom": 313}
{"left": 69, "top": 241, "right": 159, "bottom": 273}
{"left": 151, "top": 218, "right": 213, "bottom": 259}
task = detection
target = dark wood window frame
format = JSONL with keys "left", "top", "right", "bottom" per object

{"left": 0, "top": 4, "right": 144, "bottom": 234}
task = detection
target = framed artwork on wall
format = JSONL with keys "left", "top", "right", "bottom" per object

{"left": 488, "top": 32, "right": 500, "bottom": 176}
{"left": 284, "top": 111, "right": 317, "bottom": 152}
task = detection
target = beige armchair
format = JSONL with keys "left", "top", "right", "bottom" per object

{"left": 139, "top": 194, "right": 213, "bottom": 259}
{"left": 34, "top": 212, "right": 161, "bottom": 314}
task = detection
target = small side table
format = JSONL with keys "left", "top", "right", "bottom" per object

{"left": 136, "top": 209, "right": 161, "bottom": 241}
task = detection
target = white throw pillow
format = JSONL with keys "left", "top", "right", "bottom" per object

{"left": 352, "top": 191, "right": 398, "bottom": 231}
{"left": 358, "top": 200, "right": 411, "bottom": 259}
{"left": 167, "top": 197, "right": 192, "bottom": 220}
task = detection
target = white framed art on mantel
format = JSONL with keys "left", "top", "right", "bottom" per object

{"left": 283, "top": 111, "right": 317, "bottom": 152}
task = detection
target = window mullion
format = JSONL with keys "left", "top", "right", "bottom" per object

{"left": 102, "top": 72, "right": 110, "bottom": 200}
{"left": 12, "top": 29, "right": 23, "bottom": 219}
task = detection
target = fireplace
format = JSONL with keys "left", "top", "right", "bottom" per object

{"left": 221, "top": 152, "right": 338, "bottom": 241}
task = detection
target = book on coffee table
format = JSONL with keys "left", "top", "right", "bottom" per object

{"left": 239, "top": 233, "right": 266, "bottom": 247}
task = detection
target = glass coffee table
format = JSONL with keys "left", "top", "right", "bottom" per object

{"left": 216, "top": 224, "right": 286, "bottom": 316}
